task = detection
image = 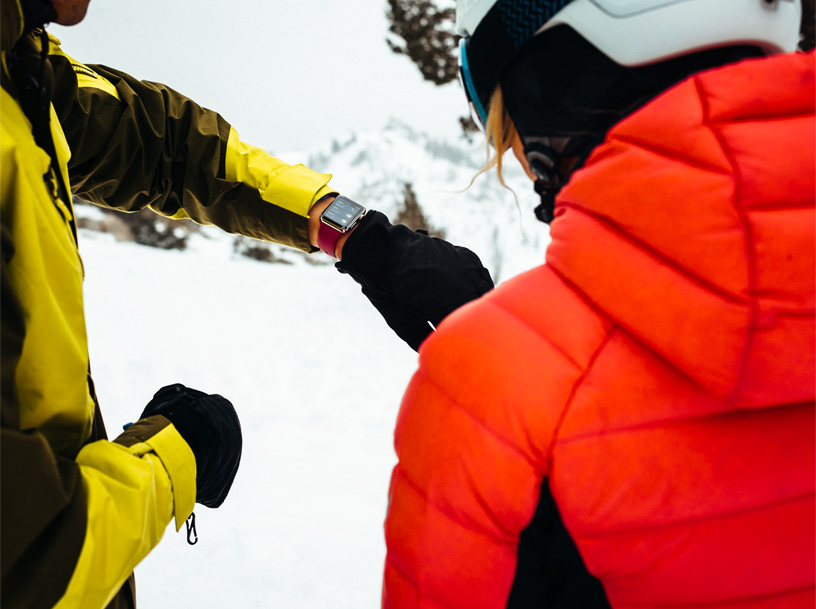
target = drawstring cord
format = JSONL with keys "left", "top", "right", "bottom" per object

{"left": 7, "top": 28, "right": 50, "bottom": 112}
{"left": 186, "top": 512, "right": 198, "bottom": 545}
{"left": 37, "top": 28, "right": 48, "bottom": 111}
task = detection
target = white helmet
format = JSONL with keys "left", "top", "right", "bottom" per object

{"left": 456, "top": 0, "right": 802, "bottom": 66}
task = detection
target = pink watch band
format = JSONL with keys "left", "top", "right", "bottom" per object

{"left": 317, "top": 221, "right": 343, "bottom": 258}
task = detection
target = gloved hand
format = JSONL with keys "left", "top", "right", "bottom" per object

{"left": 140, "top": 384, "right": 242, "bottom": 509}
{"left": 336, "top": 211, "right": 494, "bottom": 351}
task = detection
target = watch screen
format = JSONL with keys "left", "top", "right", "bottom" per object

{"left": 322, "top": 196, "right": 365, "bottom": 231}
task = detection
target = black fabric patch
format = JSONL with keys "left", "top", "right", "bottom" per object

{"left": 20, "top": 0, "right": 55, "bottom": 33}
{"left": 507, "top": 479, "right": 610, "bottom": 609}
{"left": 0, "top": 431, "right": 88, "bottom": 609}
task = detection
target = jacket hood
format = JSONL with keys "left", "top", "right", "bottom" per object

{"left": 547, "top": 51, "right": 815, "bottom": 408}
{"left": 1, "top": 0, "right": 55, "bottom": 51}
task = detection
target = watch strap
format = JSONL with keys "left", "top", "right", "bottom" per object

{"left": 317, "top": 221, "right": 343, "bottom": 258}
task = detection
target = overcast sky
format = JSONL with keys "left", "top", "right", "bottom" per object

{"left": 52, "top": 0, "right": 465, "bottom": 153}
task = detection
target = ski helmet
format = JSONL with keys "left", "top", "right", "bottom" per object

{"left": 457, "top": 0, "right": 801, "bottom": 61}
{"left": 457, "top": 0, "right": 802, "bottom": 129}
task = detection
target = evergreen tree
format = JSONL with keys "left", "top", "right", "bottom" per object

{"left": 394, "top": 182, "right": 446, "bottom": 239}
{"left": 385, "top": 0, "right": 458, "bottom": 85}
{"left": 385, "top": 0, "right": 479, "bottom": 135}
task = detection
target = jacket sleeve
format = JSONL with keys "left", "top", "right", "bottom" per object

{"left": 1, "top": 222, "right": 196, "bottom": 609}
{"left": 1, "top": 410, "right": 195, "bottom": 609}
{"left": 46, "top": 34, "right": 335, "bottom": 252}
{"left": 54, "top": 416, "right": 196, "bottom": 609}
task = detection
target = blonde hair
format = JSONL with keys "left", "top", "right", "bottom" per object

{"left": 465, "top": 84, "right": 523, "bottom": 220}
{"left": 476, "top": 84, "right": 516, "bottom": 187}
{"left": 467, "top": 83, "right": 526, "bottom": 229}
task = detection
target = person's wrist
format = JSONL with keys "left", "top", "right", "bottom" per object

{"left": 308, "top": 194, "right": 336, "bottom": 250}
{"left": 313, "top": 195, "right": 367, "bottom": 259}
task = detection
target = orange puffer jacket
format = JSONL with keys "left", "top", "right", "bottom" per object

{"left": 383, "top": 51, "right": 815, "bottom": 609}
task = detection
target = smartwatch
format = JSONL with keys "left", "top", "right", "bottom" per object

{"left": 317, "top": 195, "right": 366, "bottom": 257}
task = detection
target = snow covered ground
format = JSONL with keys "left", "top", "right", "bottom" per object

{"left": 80, "top": 229, "right": 419, "bottom": 608}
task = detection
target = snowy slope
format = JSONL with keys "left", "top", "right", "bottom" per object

{"left": 281, "top": 119, "right": 550, "bottom": 282}
{"left": 81, "top": 230, "right": 416, "bottom": 608}
{"left": 75, "top": 123, "right": 550, "bottom": 607}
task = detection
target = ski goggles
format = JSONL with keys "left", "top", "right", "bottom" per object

{"left": 458, "top": 37, "right": 488, "bottom": 131}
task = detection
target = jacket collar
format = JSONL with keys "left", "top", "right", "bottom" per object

{"left": 1, "top": 0, "right": 55, "bottom": 51}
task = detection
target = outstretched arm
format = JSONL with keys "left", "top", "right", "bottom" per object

{"left": 45, "top": 32, "right": 335, "bottom": 252}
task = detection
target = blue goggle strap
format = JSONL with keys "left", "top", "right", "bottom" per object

{"left": 458, "top": 37, "right": 489, "bottom": 129}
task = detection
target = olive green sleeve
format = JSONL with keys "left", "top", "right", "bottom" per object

{"left": 47, "top": 39, "right": 335, "bottom": 252}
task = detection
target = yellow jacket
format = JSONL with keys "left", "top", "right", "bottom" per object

{"left": 1, "top": 12, "right": 335, "bottom": 609}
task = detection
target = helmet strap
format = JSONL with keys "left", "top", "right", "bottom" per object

{"left": 524, "top": 137, "right": 565, "bottom": 225}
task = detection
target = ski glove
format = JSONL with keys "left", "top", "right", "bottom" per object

{"left": 140, "top": 384, "right": 242, "bottom": 509}
{"left": 336, "top": 210, "right": 494, "bottom": 351}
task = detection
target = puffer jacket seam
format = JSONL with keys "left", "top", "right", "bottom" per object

{"left": 705, "top": 110, "right": 815, "bottom": 125}
{"left": 570, "top": 489, "right": 813, "bottom": 539}
{"left": 546, "top": 264, "right": 732, "bottom": 402}
{"left": 606, "top": 133, "right": 731, "bottom": 175}
{"left": 386, "top": 558, "right": 461, "bottom": 609}
{"left": 614, "top": 581, "right": 815, "bottom": 609}
{"left": 416, "top": 370, "right": 542, "bottom": 472}
{"left": 742, "top": 201, "right": 815, "bottom": 212}
{"left": 547, "top": 325, "right": 618, "bottom": 467}
{"left": 557, "top": 398, "right": 814, "bottom": 444}
{"left": 478, "top": 298, "right": 586, "bottom": 370}
{"left": 395, "top": 463, "right": 518, "bottom": 543}
{"left": 384, "top": 552, "right": 438, "bottom": 609}
{"left": 769, "top": 306, "right": 816, "bottom": 316}
{"left": 384, "top": 550, "right": 419, "bottom": 593}
{"left": 693, "top": 74, "right": 758, "bottom": 404}
{"left": 556, "top": 201, "right": 750, "bottom": 308}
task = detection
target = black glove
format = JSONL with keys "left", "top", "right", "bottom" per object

{"left": 336, "top": 211, "right": 494, "bottom": 351}
{"left": 140, "top": 384, "right": 242, "bottom": 509}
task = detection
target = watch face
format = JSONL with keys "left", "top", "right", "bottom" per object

{"left": 321, "top": 196, "right": 366, "bottom": 232}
